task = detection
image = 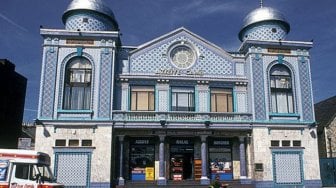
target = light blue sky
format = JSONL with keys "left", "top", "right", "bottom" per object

{"left": 0, "top": 0, "right": 335, "bottom": 122}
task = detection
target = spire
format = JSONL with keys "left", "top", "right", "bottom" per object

{"left": 260, "top": 0, "right": 263, "bottom": 8}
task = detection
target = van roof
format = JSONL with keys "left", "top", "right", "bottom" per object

{"left": 0, "top": 149, "right": 50, "bottom": 165}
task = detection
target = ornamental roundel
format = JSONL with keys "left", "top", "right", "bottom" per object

{"left": 168, "top": 42, "right": 197, "bottom": 69}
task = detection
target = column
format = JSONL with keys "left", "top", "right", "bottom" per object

{"left": 200, "top": 135, "right": 210, "bottom": 185}
{"left": 158, "top": 135, "right": 167, "bottom": 185}
{"left": 239, "top": 136, "right": 247, "bottom": 179}
{"left": 118, "top": 135, "right": 125, "bottom": 185}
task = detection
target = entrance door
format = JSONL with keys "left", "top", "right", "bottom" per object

{"left": 170, "top": 144, "right": 194, "bottom": 180}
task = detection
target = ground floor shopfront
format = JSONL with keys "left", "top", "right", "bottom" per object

{"left": 113, "top": 129, "right": 251, "bottom": 186}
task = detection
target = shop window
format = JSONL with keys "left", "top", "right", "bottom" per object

{"left": 130, "top": 86, "right": 155, "bottom": 111}
{"left": 129, "top": 141, "right": 155, "bottom": 180}
{"left": 69, "top": 139, "right": 79, "bottom": 147}
{"left": 210, "top": 88, "right": 233, "bottom": 112}
{"left": 270, "top": 64, "right": 294, "bottom": 113}
{"left": 271, "top": 140, "right": 280, "bottom": 147}
{"left": 293, "top": 140, "right": 301, "bottom": 147}
{"left": 209, "top": 140, "right": 232, "bottom": 180}
{"left": 63, "top": 57, "right": 92, "bottom": 110}
{"left": 55, "top": 139, "right": 66, "bottom": 147}
{"left": 170, "top": 145, "right": 194, "bottom": 180}
{"left": 171, "top": 87, "right": 195, "bottom": 111}
{"left": 282, "top": 140, "right": 291, "bottom": 147}
{"left": 82, "top": 140, "right": 92, "bottom": 146}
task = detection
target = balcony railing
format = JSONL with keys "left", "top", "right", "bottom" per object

{"left": 113, "top": 111, "right": 252, "bottom": 122}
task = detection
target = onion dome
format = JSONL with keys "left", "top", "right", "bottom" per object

{"left": 239, "top": 7, "right": 290, "bottom": 42}
{"left": 62, "top": 0, "right": 118, "bottom": 31}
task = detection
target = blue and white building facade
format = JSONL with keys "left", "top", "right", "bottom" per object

{"left": 35, "top": 0, "right": 322, "bottom": 187}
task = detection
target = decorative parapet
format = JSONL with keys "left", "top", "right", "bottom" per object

{"left": 112, "top": 111, "right": 252, "bottom": 123}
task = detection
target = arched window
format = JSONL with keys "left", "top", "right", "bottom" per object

{"left": 270, "top": 64, "right": 294, "bottom": 113}
{"left": 63, "top": 57, "right": 92, "bottom": 110}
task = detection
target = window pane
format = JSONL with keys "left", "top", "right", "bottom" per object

{"left": 210, "top": 88, "right": 233, "bottom": 112}
{"left": 293, "top": 140, "right": 301, "bottom": 147}
{"left": 15, "top": 164, "right": 29, "bottom": 179}
{"left": 137, "top": 92, "right": 149, "bottom": 110}
{"left": 131, "top": 86, "right": 155, "bottom": 111}
{"left": 217, "top": 94, "right": 227, "bottom": 112}
{"left": 55, "top": 139, "right": 66, "bottom": 146}
{"left": 288, "top": 92, "right": 294, "bottom": 113}
{"left": 69, "top": 140, "right": 79, "bottom": 146}
{"left": 228, "top": 95, "right": 233, "bottom": 112}
{"left": 271, "top": 92, "right": 277, "bottom": 112}
{"left": 282, "top": 140, "right": 291, "bottom": 147}
{"left": 271, "top": 140, "right": 280, "bottom": 147}
{"left": 149, "top": 92, "right": 155, "bottom": 110}
{"left": 210, "top": 94, "right": 216, "bottom": 112}
{"left": 82, "top": 140, "right": 92, "bottom": 146}
{"left": 277, "top": 92, "right": 288, "bottom": 113}
{"left": 131, "top": 92, "right": 137, "bottom": 111}
{"left": 171, "top": 87, "right": 194, "bottom": 111}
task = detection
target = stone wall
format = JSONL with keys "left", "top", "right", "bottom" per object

{"left": 35, "top": 124, "right": 113, "bottom": 183}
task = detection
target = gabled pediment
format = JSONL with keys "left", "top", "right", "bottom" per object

{"left": 130, "top": 27, "right": 231, "bottom": 57}
{"left": 126, "top": 27, "right": 239, "bottom": 78}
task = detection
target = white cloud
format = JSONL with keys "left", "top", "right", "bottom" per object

{"left": 0, "top": 12, "right": 28, "bottom": 32}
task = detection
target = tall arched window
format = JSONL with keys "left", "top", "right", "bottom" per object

{"left": 63, "top": 57, "right": 92, "bottom": 110}
{"left": 270, "top": 64, "right": 294, "bottom": 113}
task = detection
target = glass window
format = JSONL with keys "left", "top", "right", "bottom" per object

{"left": 293, "top": 140, "right": 301, "bottom": 147}
{"left": 171, "top": 87, "right": 195, "bottom": 111}
{"left": 69, "top": 139, "right": 79, "bottom": 146}
{"left": 36, "top": 165, "right": 53, "bottom": 182}
{"left": 15, "top": 164, "right": 29, "bottom": 179}
{"left": 130, "top": 86, "right": 155, "bottom": 111}
{"left": 270, "top": 65, "right": 294, "bottom": 113}
{"left": 271, "top": 140, "right": 280, "bottom": 147}
{"left": 130, "top": 144, "right": 155, "bottom": 180}
{"left": 15, "top": 164, "right": 37, "bottom": 180}
{"left": 211, "top": 88, "right": 233, "bottom": 112}
{"left": 55, "top": 139, "right": 66, "bottom": 146}
{"left": 63, "top": 57, "right": 92, "bottom": 110}
{"left": 82, "top": 139, "right": 92, "bottom": 146}
{"left": 282, "top": 140, "right": 291, "bottom": 147}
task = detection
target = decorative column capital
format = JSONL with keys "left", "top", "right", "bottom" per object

{"left": 118, "top": 135, "right": 125, "bottom": 142}
{"left": 239, "top": 136, "right": 245, "bottom": 143}
{"left": 159, "top": 135, "right": 166, "bottom": 142}
{"left": 201, "top": 135, "right": 208, "bottom": 142}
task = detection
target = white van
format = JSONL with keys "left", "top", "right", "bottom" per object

{"left": 0, "top": 149, "right": 64, "bottom": 188}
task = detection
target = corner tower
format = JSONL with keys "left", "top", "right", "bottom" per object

{"left": 62, "top": 0, "right": 119, "bottom": 31}
{"left": 238, "top": 4, "right": 290, "bottom": 41}
{"left": 36, "top": 0, "right": 120, "bottom": 187}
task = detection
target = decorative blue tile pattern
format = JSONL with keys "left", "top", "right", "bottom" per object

{"left": 130, "top": 33, "right": 233, "bottom": 77}
{"left": 158, "top": 90, "right": 168, "bottom": 112}
{"left": 54, "top": 151, "right": 92, "bottom": 187}
{"left": 40, "top": 50, "right": 58, "bottom": 118}
{"left": 98, "top": 52, "right": 112, "bottom": 118}
{"left": 242, "top": 22, "right": 287, "bottom": 41}
{"left": 298, "top": 57, "right": 314, "bottom": 121}
{"left": 65, "top": 12, "right": 116, "bottom": 31}
{"left": 252, "top": 55, "right": 266, "bottom": 120}
{"left": 272, "top": 150, "right": 303, "bottom": 185}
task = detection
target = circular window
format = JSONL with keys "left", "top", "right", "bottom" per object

{"left": 169, "top": 45, "right": 196, "bottom": 69}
